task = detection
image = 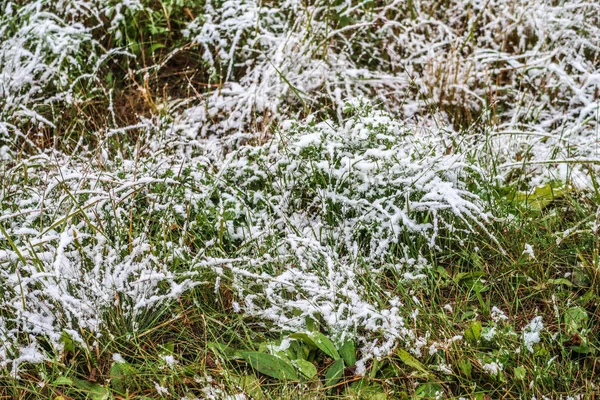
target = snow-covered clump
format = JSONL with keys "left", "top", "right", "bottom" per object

{"left": 202, "top": 103, "right": 493, "bottom": 367}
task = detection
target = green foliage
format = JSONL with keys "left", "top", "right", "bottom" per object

{"left": 239, "top": 352, "right": 299, "bottom": 381}
{"left": 464, "top": 321, "right": 482, "bottom": 345}
{"left": 209, "top": 330, "right": 358, "bottom": 391}
{"left": 289, "top": 332, "right": 341, "bottom": 361}
{"left": 324, "top": 358, "right": 345, "bottom": 388}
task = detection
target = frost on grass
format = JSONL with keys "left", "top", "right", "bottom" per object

{"left": 0, "top": 0, "right": 138, "bottom": 147}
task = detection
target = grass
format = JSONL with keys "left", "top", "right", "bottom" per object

{"left": 1, "top": 0, "right": 600, "bottom": 398}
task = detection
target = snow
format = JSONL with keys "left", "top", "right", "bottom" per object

{"left": 0, "top": 0, "right": 598, "bottom": 380}
{"left": 523, "top": 244, "right": 536, "bottom": 259}
{"left": 482, "top": 361, "right": 503, "bottom": 376}
{"left": 523, "top": 316, "right": 544, "bottom": 353}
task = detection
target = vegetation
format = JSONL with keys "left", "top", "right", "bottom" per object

{"left": 0, "top": 0, "right": 599, "bottom": 398}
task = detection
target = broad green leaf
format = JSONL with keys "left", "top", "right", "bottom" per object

{"left": 414, "top": 383, "right": 444, "bottom": 399}
{"left": 240, "top": 352, "right": 299, "bottom": 381}
{"left": 110, "top": 362, "right": 125, "bottom": 393}
{"left": 435, "top": 266, "right": 450, "bottom": 279}
{"left": 290, "top": 332, "right": 340, "bottom": 360}
{"left": 71, "top": 377, "right": 108, "bottom": 400}
{"left": 457, "top": 358, "right": 472, "bottom": 378}
{"left": 338, "top": 338, "right": 356, "bottom": 367}
{"left": 464, "top": 321, "right": 482, "bottom": 344}
{"left": 397, "top": 349, "right": 431, "bottom": 377}
{"left": 571, "top": 269, "right": 590, "bottom": 287}
{"left": 571, "top": 339, "right": 591, "bottom": 354}
{"left": 511, "top": 184, "right": 567, "bottom": 210}
{"left": 60, "top": 331, "right": 75, "bottom": 353}
{"left": 148, "top": 43, "right": 166, "bottom": 54}
{"left": 453, "top": 271, "right": 484, "bottom": 284}
{"left": 305, "top": 316, "right": 318, "bottom": 332}
{"left": 294, "top": 359, "right": 318, "bottom": 379}
{"left": 110, "top": 361, "right": 136, "bottom": 394}
{"left": 324, "top": 358, "right": 345, "bottom": 388}
{"left": 514, "top": 366, "right": 526, "bottom": 380}
{"left": 286, "top": 340, "right": 310, "bottom": 361}
{"left": 564, "top": 306, "right": 588, "bottom": 335}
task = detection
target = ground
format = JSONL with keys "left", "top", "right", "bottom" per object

{"left": 0, "top": 0, "right": 599, "bottom": 398}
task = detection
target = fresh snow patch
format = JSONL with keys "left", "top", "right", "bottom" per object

{"left": 523, "top": 316, "right": 544, "bottom": 353}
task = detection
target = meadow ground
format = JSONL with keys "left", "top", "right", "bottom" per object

{"left": 0, "top": 0, "right": 599, "bottom": 398}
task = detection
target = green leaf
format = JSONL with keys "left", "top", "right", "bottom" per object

{"left": 414, "top": 383, "right": 444, "bottom": 399}
{"left": 240, "top": 352, "right": 299, "bottom": 381}
{"left": 547, "top": 278, "right": 573, "bottom": 287}
{"left": 369, "top": 358, "right": 382, "bottom": 378}
{"left": 397, "top": 349, "right": 431, "bottom": 377}
{"left": 110, "top": 362, "right": 125, "bottom": 393}
{"left": 55, "top": 377, "right": 108, "bottom": 400}
{"left": 110, "top": 361, "right": 136, "bottom": 394}
{"left": 162, "top": 341, "right": 175, "bottom": 354}
{"left": 305, "top": 316, "right": 318, "bottom": 332}
{"left": 294, "top": 359, "right": 318, "bottom": 379}
{"left": 571, "top": 340, "right": 591, "bottom": 354}
{"left": 53, "top": 376, "right": 74, "bottom": 386}
{"left": 510, "top": 184, "right": 567, "bottom": 210}
{"left": 460, "top": 310, "right": 477, "bottom": 321}
{"left": 343, "top": 102, "right": 355, "bottom": 114}
{"left": 73, "top": 378, "right": 107, "bottom": 398}
{"left": 514, "top": 366, "right": 527, "bottom": 380}
{"left": 324, "top": 358, "right": 345, "bottom": 388}
{"left": 290, "top": 332, "right": 340, "bottom": 360}
{"left": 148, "top": 43, "right": 166, "bottom": 54}
{"left": 286, "top": 340, "right": 310, "bottom": 361}
{"left": 60, "top": 331, "right": 75, "bottom": 353}
{"left": 457, "top": 358, "right": 472, "bottom": 378}
{"left": 453, "top": 271, "right": 484, "bottom": 284}
{"left": 564, "top": 306, "right": 588, "bottom": 335}
{"left": 338, "top": 338, "right": 356, "bottom": 367}
{"left": 572, "top": 269, "right": 590, "bottom": 287}
{"left": 464, "top": 321, "right": 482, "bottom": 344}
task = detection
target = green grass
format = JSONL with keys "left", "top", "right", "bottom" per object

{"left": 2, "top": 154, "right": 598, "bottom": 399}
{"left": 1, "top": 0, "right": 600, "bottom": 399}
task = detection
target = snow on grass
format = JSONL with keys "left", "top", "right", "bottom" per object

{"left": 176, "top": 0, "right": 600, "bottom": 188}
{"left": 0, "top": 103, "right": 490, "bottom": 373}
{"left": 0, "top": 0, "right": 599, "bottom": 381}
{"left": 523, "top": 316, "right": 544, "bottom": 353}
